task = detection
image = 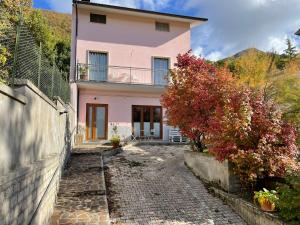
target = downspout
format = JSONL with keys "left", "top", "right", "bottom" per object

{"left": 74, "top": 1, "right": 80, "bottom": 134}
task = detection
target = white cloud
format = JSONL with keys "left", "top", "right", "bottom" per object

{"left": 206, "top": 51, "right": 222, "bottom": 61}
{"left": 187, "top": 0, "right": 300, "bottom": 59}
{"left": 193, "top": 46, "right": 204, "bottom": 57}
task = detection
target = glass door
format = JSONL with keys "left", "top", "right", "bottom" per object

{"left": 89, "top": 52, "right": 108, "bottom": 81}
{"left": 153, "top": 58, "right": 169, "bottom": 85}
{"left": 132, "top": 106, "right": 162, "bottom": 139}
{"left": 86, "top": 104, "right": 108, "bottom": 141}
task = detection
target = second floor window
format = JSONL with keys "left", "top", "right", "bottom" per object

{"left": 90, "top": 14, "right": 107, "bottom": 24}
{"left": 155, "top": 22, "right": 170, "bottom": 32}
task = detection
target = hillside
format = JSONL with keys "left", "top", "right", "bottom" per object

{"left": 41, "top": 9, "right": 72, "bottom": 41}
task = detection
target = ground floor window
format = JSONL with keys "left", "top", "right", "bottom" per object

{"left": 132, "top": 105, "right": 163, "bottom": 139}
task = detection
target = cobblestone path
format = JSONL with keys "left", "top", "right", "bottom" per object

{"left": 104, "top": 145, "right": 246, "bottom": 225}
{"left": 51, "top": 152, "right": 109, "bottom": 225}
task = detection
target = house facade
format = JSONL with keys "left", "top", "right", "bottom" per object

{"left": 70, "top": 0, "right": 207, "bottom": 142}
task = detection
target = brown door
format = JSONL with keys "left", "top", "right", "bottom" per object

{"left": 132, "top": 105, "right": 163, "bottom": 139}
{"left": 86, "top": 104, "right": 108, "bottom": 141}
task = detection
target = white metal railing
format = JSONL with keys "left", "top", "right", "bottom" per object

{"left": 76, "top": 63, "right": 169, "bottom": 86}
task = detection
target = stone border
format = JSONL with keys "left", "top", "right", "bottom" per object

{"left": 102, "top": 147, "right": 123, "bottom": 157}
{"left": 129, "top": 141, "right": 190, "bottom": 146}
{"left": 211, "top": 187, "right": 286, "bottom": 225}
{"left": 99, "top": 154, "right": 111, "bottom": 225}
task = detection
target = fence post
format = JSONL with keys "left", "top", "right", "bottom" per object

{"left": 59, "top": 70, "right": 62, "bottom": 97}
{"left": 11, "top": 16, "right": 22, "bottom": 87}
{"left": 51, "top": 56, "right": 55, "bottom": 98}
{"left": 37, "top": 42, "right": 42, "bottom": 88}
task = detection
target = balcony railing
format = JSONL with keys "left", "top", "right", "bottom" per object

{"left": 76, "top": 63, "right": 169, "bottom": 86}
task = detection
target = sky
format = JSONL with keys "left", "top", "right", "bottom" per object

{"left": 33, "top": 0, "right": 300, "bottom": 61}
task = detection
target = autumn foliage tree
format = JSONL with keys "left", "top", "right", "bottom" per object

{"left": 161, "top": 52, "right": 240, "bottom": 151}
{"left": 162, "top": 52, "right": 299, "bottom": 188}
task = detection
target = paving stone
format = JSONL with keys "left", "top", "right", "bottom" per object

{"left": 105, "top": 145, "right": 246, "bottom": 225}
{"left": 51, "top": 152, "right": 109, "bottom": 225}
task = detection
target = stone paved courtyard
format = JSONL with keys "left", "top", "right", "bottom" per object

{"left": 104, "top": 144, "right": 247, "bottom": 225}
{"left": 51, "top": 152, "right": 109, "bottom": 225}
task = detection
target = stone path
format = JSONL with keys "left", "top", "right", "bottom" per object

{"left": 51, "top": 152, "right": 109, "bottom": 225}
{"left": 104, "top": 144, "right": 247, "bottom": 225}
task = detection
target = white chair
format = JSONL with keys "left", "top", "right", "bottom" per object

{"left": 169, "top": 128, "right": 187, "bottom": 143}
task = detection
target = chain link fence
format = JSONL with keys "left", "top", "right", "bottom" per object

{"left": 0, "top": 9, "right": 70, "bottom": 103}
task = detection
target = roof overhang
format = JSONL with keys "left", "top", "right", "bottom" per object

{"left": 73, "top": 0, "right": 207, "bottom": 27}
{"left": 295, "top": 29, "right": 300, "bottom": 36}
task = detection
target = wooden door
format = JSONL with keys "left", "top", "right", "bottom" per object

{"left": 86, "top": 104, "right": 108, "bottom": 141}
{"left": 132, "top": 105, "right": 163, "bottom": 139}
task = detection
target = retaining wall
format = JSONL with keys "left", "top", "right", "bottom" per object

{"left": 0, "top": 80, "right": 75, "bottom": 225}
{"left": 184, "top": 150, "right": 240, "bottom": 193}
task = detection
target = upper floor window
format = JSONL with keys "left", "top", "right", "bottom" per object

{"left": 90, "top": 13, "right": 106, "bottom": 24}
{"left": 155, "top": 22, "right": 170, "bottom": 32}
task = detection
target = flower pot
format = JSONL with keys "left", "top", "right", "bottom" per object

{"left": 112, "top": 142, "right": 120, "bottom": 149}
{"left": 259, "top": 200, "right": 276, "bottom": 212}
{"left": 80, "top": 74, "right": 88, "bottom": 80}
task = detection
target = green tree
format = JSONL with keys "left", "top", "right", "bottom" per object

{"left": 284, "top": 38, "right": 297, "bottom": 61}
{"left": 27, "top": 9, "right": 55, "bottom": 58}
{"left": 55, "top": 40, "right": 70, "bottom": 76}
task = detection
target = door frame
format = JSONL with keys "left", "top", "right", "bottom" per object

{"left": 131, "top": 105, "right": 163, "bottom": 139}
{"left": 86, "top": 103, "right": 108, "bottom": 141}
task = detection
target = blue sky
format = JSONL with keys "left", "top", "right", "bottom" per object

{"left": 33, "top": 0, "right": 300, "bottom": 61}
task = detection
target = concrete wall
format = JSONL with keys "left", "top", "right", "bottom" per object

{"left": 184, "top": 151, "right": 240, "bottom": 193}
{"left": 0, "top": 81, "right": 75, "bottom": 225}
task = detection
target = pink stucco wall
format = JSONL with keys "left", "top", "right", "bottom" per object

{"left": 70, "top": 4, "right": 193, "bottom": 140}
{"left": 70, "top": 6, "right": 191, "bottom": 82}
{"left": 78, "top": 90, "right": 169, "bottom": 140}
{"left": 79, "top": 90, "right": 162, "bottom": 124}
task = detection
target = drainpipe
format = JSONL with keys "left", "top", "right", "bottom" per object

{"left": 74, "top": 1, "right": 80, "bottom": 134}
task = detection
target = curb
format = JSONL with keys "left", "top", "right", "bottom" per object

{"left": 99, "top": 155, "right": 111, "bottom": 225}
{"left": 210, "top": 187, "right": 286, "bottom": 225}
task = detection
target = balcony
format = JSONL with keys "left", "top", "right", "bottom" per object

{"left": 76, "top": 63, "right": 169, "bottom": 86}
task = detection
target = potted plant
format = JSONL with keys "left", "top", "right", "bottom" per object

{"left": 254, "top": 188, "right": 279, "bottom": 212}
{"left": 79, "top": 65, "right": 88, "bottom": 80}
{"left": 110, "top": 124, "right": 121, "bottom": 149}
{"left": 111, "top": 135, "right": 121, "bottom": 149}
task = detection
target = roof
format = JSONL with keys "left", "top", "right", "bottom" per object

{"left": 296, "top": 29, "right": 300, "bottom": 36}
{"left": 73, "top": 0, "right": 208, "bottom": 27}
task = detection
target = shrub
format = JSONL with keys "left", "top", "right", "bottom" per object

{"left": 215, "top": 91, "right": 300, "bottom": 188}
{"left": 161, "top": 52, "right": 240, "bottom": 152}
{"left": 277, "top": 174, "right": 300, "bottom": 224}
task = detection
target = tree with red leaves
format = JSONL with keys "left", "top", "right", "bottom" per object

{"left": 162, "top": 52, "right": 299, "bottom": 188}
{"left": 161, "top": 51, "right": 241, "bottom": 151}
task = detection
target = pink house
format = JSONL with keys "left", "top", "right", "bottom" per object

{"left": 70, "top": 0, "right": 207, "bottom": 142}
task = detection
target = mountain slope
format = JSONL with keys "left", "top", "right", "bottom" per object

{"left": 41, "top": 9, "right": 72, "bottom": 41}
